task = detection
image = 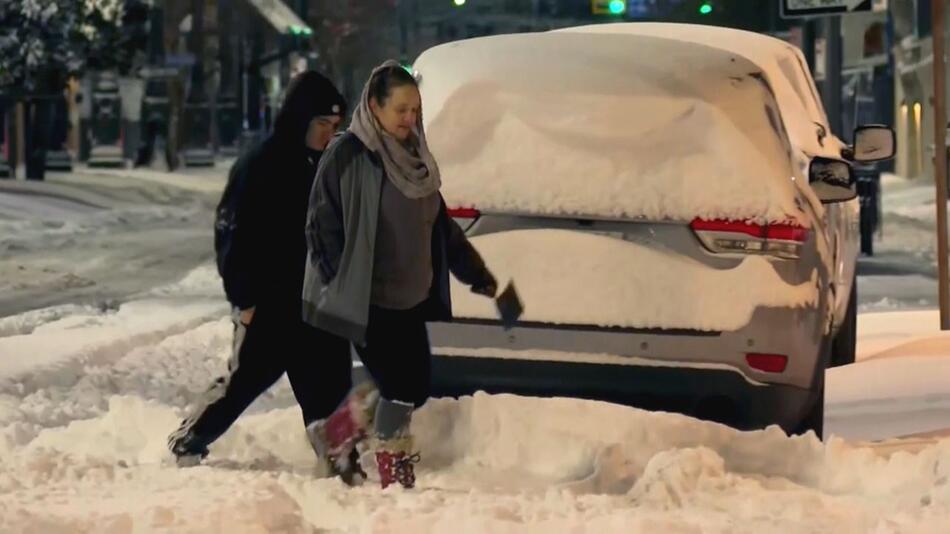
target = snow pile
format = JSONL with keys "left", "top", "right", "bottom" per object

{"left": 0, "top": 303, "right": 106, "bottom": 338}
{"left": 147, "top": 263, "right": 224, "bottom": 299}
{"left": 450, "top": 229, "right": 817, "bottom": 330}
{"left": 416, "top": 31, "right": 803, "bottom": 224}
{"left": 3, "top": 391, "right": 950, "bottom": 532}
{"left": 0, "top": 319, "right": 234, "bottom": 441}
{"left": 0, "top": 298, "right": 227, "bottom": 392}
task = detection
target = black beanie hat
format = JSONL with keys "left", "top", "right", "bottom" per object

{"left": 272, "top": 70, "right": 347, "bottom": 145}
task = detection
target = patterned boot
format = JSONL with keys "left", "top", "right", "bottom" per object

{"left": 375, "top": 436, "right": 420, "bottom": 489}
{"left": 307, "top": 383, "right": 379, "bottom": 485}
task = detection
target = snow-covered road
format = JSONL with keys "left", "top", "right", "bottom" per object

{"left": 1, "top": 170, "right": 949, "bottom": 532}
{"left": 0, "top": 168, "right": 220, "bottom": 317}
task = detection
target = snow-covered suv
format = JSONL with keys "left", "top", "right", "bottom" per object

{"left": 417, "top": 23, "right": 895, "bottom": 438}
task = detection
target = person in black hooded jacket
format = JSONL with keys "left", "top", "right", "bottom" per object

{"left": 167, "top": 71, "right": 352, "bottom": 466}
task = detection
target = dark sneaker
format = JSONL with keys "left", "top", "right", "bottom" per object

{"left": 168, "top": 428, "right": 210, "bottom": 467}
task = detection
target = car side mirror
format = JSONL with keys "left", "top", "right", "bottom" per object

{"left": 810, "top": 157, "right": 856, "bottom": 203}
{"left": 852, "top": 125, "right": 896, "bottom": 163}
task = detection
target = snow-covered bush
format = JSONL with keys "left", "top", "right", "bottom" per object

{"left": 0, "top": 0, "right": 148, "bottom": 93}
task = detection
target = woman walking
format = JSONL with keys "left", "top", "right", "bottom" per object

{"left": 303, "top": 61, "right": 497, "bottom": 489}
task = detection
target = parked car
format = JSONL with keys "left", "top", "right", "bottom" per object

{"left": 415, "top": 23, "right": 895, "bottom": 438}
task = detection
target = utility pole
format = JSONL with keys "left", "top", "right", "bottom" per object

{"left": 162, "top": 0, "right": 184, "bottom": 170}
{"left": 819, "top": 15, "right": 843, "bottom": 137}
{"left": 932, "top": 0, "right": 950, "bottom": 330}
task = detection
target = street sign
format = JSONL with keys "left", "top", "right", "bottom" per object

{"left": 781, "top": 0, "right": 872, "bottom": 18}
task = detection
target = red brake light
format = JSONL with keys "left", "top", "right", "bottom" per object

{"left": 765, "top": 224, "right": 809, "bottom": 242}
{"left": 690, "top": 219, "right": 767, "bottom": 239}
{"left": 447, "top": 207, "right": 481, "bottom": 219}
{"left": 746, "top": 353, "right": 788, "bottom": 373}
{"left": 690, "top": 218, "right": 809, "bottom": 259}
{"left": 689, "top": 219, "right": 808, "bottom": 243}
{"left": 448, "top": 207, "right": 481, "bottom": 232}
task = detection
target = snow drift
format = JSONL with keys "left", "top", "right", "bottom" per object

{"left": 2, "top": 391, "right": 950, "bottom": 533}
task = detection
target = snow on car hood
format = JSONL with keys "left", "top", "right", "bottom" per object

{"left": 450, "top": 229, "right": 817, "bottom": 331}
{"left": 416, "top": 30, "right": 806, "bottom": 224}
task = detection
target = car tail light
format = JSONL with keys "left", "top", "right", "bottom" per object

{"left": 690, "top": 218, "right": 809, "bottom": 259}
{"left": 447, "top": 207, "right": 481, "bottom": 231}
{"left": 746, "top": 353, "right": 788, "bottom": 373}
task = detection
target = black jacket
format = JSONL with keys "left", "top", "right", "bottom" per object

{"left": 214, "top": 72, "right": 345, "bottom": 314}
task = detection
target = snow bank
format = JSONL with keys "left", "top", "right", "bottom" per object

{"left": 450, "top": 229, "right": 817, "bottom": 330}
{"left": 416, "top": 31, "right": 803, "bottom": 224}
{"left": 0, "top": 298, "right": 228, "bottom": 393}
{"left": 0, "top": 399, "right": 315, "bottom": 533}
{"left": 3, "top": 392, "right": 950, "bottom": 533}
{"left": 146, "top": 263, "right": 224, "bottom": 299}
{"left": 0, "top": 304, "right": 106, "bottom": 338}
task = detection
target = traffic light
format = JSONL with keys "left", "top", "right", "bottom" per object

{"left": 592, "top": 0, "right": 626, "bottom": 16}
{"left": 453, "top": 0, "right": 465, "bottom": 6}
{"left": 698, "top": 2, "right": 713, "bottom": 15}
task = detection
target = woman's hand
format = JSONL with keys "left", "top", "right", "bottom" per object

{"left": 239, "top": 307, "right": 256, "bottom": 325}
{"left": 470, "top": 272, "right": 498, "bottom": 298}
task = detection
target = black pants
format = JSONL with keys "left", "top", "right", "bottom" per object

{"left": 170, "top": 306, "right": 352, "bottom": 449}
{"left": 355, "top": 304, "right": 432, "bottom": 408}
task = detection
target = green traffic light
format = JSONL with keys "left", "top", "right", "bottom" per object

{"left": 608, "top": 0, "right": 625, "bottom": 15}
{"left": 453, "top": 0, "right": 465, "bottom": 6}
{"left": 699, "top": 2, "right": 713, "bottom": 15}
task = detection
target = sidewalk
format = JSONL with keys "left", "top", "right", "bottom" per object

{"left": 79, "top": 161, "right": 231, "bottom": 195}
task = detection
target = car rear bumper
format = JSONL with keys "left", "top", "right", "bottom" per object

{"left": 429, "top": 353, "right": 819, "bottom": 433}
